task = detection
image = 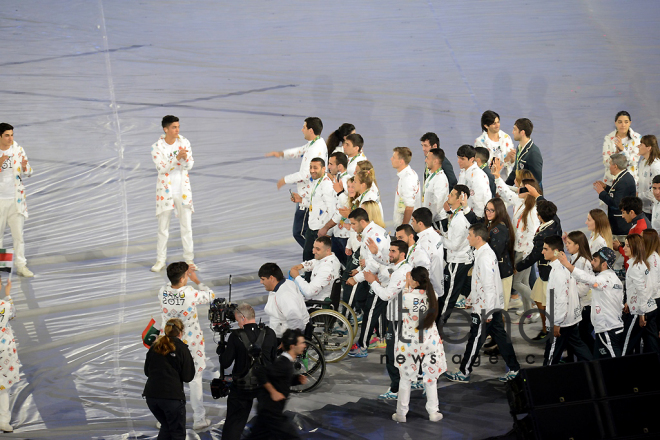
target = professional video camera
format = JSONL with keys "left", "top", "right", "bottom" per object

{"left": 209, "top": 275, "right": 237, "bottom": 398}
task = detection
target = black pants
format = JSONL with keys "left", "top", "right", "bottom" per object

{"left": 385, "top": 320, "right": 400, "bottom": 393}
{"left": 246, "top": 413, "right": 300, "bottom": 440}
{"left": 594, "top": 327, "right": 624, "bottom": 359}
{"left": 544, "top": 323, "right": 593, "bottom": 366}
{"left": 342, "top": 249, "right": 368, "bottom": 314}
{"left": 331, "top": 236, "right": 348, "bottom": 267}
{"left": 146, "top": 397, "right": 186, "bottom": 440}
{"left": 460, "top": 311, "right": 520, "bottom": 375}
{"left": 303, "top": 228, "right": 318, "bottom": 264}
{"left": 358, "top": 293, "right": 387, "bottom": 348}
{"left": 221, "top": 386, "right": 259, "bottom": 440}
{"left": 566, "top": 306, "right": 595, "bottom": 361}
{"left": 292, "top": 206, "right": 308, "bottom": 249}
{"left": 622, "top": 310, "right": 660, "bottom": 355}
{"left": 439, "top": 262, "right": 472, "bottom": 325}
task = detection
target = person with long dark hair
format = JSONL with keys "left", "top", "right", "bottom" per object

{"left": 601, "top": 111, "right": 641, "bottom": 185}
{"left": 325, "top": 122, "right": 355, "bottom": 156}
{"left": 483, "top": 198, "right": 515, "bottom": 310}
{"left": 642, "top": 229, "right": 660, "bottom": 340}
{"left": 637, "top": 134, "right": 660, "bottom": 217}
{"left": 621, "top": 234, "right": 660, "bottom": 354}
{"left": 143, "top": 318, "right": 195, "bottom": 440}
{"left": 564, "top": 231, "right": 596, "bottom": 354}
{"left": 392, "top": 266, "right": 445, "bottom": 423}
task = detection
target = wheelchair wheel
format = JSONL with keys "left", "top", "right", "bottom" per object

{"left": 309, "top": 309, "right": 354, "bottom": 363}
{"left": 339, "top": 300, "right": 358, "bottom": 340}
{"left": 290, "top": 340, "right": 326, "bottom": 393}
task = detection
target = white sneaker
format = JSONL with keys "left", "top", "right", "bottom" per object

{"left": 193, "top": 418, "right": 211, "bottom": 430}
{"left": 392, "top": 413, "right": 407, "bottom": 423}
{"left": 530, "top": 312, "right": 541, "bottom": 323}
{"left": 15, "top": 266, "right": 34, "bottom": 278}
{"left": 156, "top": 421, "right": 161, "bottom": 429}
{"left": 151, "top": 261, "right": 166, "bottom": 272}
{"left": 429, "top": 412, "right": 443, "bottom": 422}
{"left": 0, "top": 422, "right": 13, "bottom": 432}
{"left": 186, "top": 260, "right": 197, "bottom": 271}
{"left": 509, "top": 297, "right": 523, "bottom": 309}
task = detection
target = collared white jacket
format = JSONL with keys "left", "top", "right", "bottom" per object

{"left": 589, "top": 233, "right": 608, "bottom": 255}
{"left": 408, "top": 228, "right": 444, "bottom": 297}
{"left": 571, "top": 254, "right": 594, "bottom": 308}
{"left": 371, "top": 260, "right": 412, "bottom": 322}
{"left": 571, "top": 268, "right": 624, "bottom": 333}
{"left": 458, "top": 162, "right": 492, "bottom": 216}
{"left": 152, "top": 135, "right": 194, "bottom": 216}
{"left": 470, "top": 243, "right": 504, "bottom": 315}
{"left": 393, "top": 165, "right": 420, "bottom": 226}
{"left": 546, "top": 260, "right": 581, "bottom": 329}
{"left": 474, "top": 130, "right": 515, "bottom": 172}
{"left": 1, "top": 141, "right": 33, "bottom": 219}
{"left": 264, "top": 279, "right": 310, "bottom": 337}
{"left": 283, "top": 137, "right": 328, "bottom": 208}
{"left": 653, "top": 200, "right": 660, "bottom": 231}
{"left": 346, "top": 152, "right": 367, "bottom": 176}
{"left": 636, "top": 157, "right": 660, "bottom": 212}
{"left": 299, "top": 175, "right": 337, "bottom": 231}
{"left": 625, "top": 258, "right": 656, "bottom": 315}
{"left": 647, "top": 252, "right": 660, "bottom": 300}
{"left": 354, "top": 221, "right": 391, "bottom": 282}
{"left": 602, "top": 128, "right": 641, "bottom": 185}
{"left": 295, "top": 254, "right": 341, "bottom": 300}
{"left": 443, "top": 209, "right": 473, "bottom": 264}
{"left": 496, "top": 177, "right": 539, "bottom": 256}
{"left": 422, "top": 168, "right": 449, "bottom": 223}
{"left": 160, "top": 283, "right": 215, "bottom": 373}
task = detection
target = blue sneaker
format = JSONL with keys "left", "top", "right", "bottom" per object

{"left": 498, "top": 370, "right": 519, "bottom": 382}
{"left": 455, "top": 298, "right": 466, "bottom": 309}
{"left": 411, "top": 380, "right": 425, "bottom": 390}
{"left": 378, "top": 388, "right": 398, "bottom": 400}
{"left": 444, "top": 371, "right": 469, "bottom": 383}
{"left": 348, "top": 345, "right": 368, "bottom": 358}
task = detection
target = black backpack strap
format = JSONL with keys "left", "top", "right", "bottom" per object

{"left": 236, "top": 329, "right": 253, "bottom": 351}
{"left": 255, "top": 328, "right": 266, "bottom": 349}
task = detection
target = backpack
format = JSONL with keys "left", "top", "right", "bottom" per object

{"left": 233, "top": 328, "right": 266, "bottom": 391}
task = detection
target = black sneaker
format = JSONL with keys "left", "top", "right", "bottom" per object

{"left": 532, "top": 331, "right": 547, "bottom": 341}
{"left": 484, "top": 345, "right": 500, "bottom": 356}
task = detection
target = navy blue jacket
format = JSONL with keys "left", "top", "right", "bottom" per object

{"left": 505, "top": 140, "right": 543, "bottom": 186}
{"left": 598, "top": 170, "right": 636, "bottom": 235}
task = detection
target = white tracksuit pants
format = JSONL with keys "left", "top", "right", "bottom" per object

{"left": 396, "top": 379, "right": 439, "bottom": 417}
{"left": 0, "top": 389, "right": 10, "bottom": 425}
{"left": 156, "top": 195, "right": 193, "bottom": 263}
{"left": 0, "top": 200, "right": 26, "bottom": 268}
{"left": 188, "top": 372, "right": 206, "bottom": 423}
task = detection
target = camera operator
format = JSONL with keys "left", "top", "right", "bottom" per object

{"left": 246, "top": 328, "right": 307, "bottom": 440}
{"left": 219, "top": 303, "right": 277, "bottom": 440}
{"left": 259, "top": 262, "right": 310, "bottom": 338}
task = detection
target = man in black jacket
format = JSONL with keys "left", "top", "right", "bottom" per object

{"left": 505, "top": 118, "right": 543, "bottom": 186}
{"left": 593, "top": 153, "right": 637, "bottom": 236}
{"left": 420, "top": 132, "right": 457, "bottom": 190}
{"left": 247, "top": 328, "right": 307, "bottom": 440}
{"left": 515, "top": 200, "right": 562, "bottom": 341}
{"left": 219, "top": 304, "right": 278, "bottom": 440}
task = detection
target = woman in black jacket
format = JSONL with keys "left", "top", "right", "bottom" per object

{"left": 484, "top": 198, "right": 515, "bottom": 308}
{"left": 143, "top": 318, "right": 195, "bottom": 440}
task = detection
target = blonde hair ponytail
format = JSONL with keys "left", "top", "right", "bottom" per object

{"left": 152, "top": 318, "right": 184, "bottom": 356}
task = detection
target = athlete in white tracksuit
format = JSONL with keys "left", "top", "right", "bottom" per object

{"left": 622, "top": 258, "right": 660, "bottom": 354}
{"left": 159, "top": 263, "right": 214, "bottom": 427}
{"left": 559, "top": 248, "right": 625, "bottom": 358}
